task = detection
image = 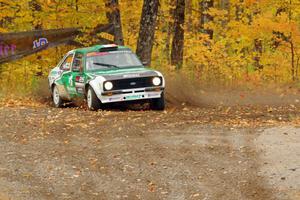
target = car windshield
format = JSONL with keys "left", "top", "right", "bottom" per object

{"left": 86, "top": 51, "right": 143, "bottom": 71}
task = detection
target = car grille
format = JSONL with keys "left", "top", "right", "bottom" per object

{"left": 108, "top": 77, "right": 161, "bottom": 91}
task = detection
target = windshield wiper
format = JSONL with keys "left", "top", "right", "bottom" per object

{"left": 122, "top": 65, "right": 144, "bottom": 68}
{"left": 93, "top": 62, "right": 120, "bottom": 69}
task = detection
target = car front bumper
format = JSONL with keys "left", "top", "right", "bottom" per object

{"left": 99, "top": 87, "right": 164, "bottom": 104}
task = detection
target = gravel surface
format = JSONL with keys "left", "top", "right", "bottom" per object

{"left": 0, "top": 105, "right": 299, "bottom": 200}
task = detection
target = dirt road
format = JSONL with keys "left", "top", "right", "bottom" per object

{"left": 0, "top": 104, "right": 299, "bottom": 200}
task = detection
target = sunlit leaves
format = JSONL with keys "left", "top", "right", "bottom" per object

{"left": 1, "top": 0, "right": 300, "bottom": 95}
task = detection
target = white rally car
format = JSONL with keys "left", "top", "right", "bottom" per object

{"left": 48, "top": 44, "right": 165, "bottom": 110}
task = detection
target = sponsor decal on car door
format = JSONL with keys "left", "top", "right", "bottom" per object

{"left": 59, "top": 54, "right": 75, "bottom": 98}
{"left": 72, "top": 53, "right": 85, "bottom": 95}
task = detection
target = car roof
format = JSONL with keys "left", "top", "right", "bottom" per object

{"left": 69, "top": 44, "right": 131, "bottom": 55}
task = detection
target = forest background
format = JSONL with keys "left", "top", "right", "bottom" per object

{"left": 1, "top": 0, "right": 300, "bottom": 96}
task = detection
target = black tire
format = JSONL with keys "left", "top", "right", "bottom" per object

{"left": 52, "top": 85, "right": 64, "bottom": 108}
{"left": 150, "top": 92, "right": 165, "bottom": 111}
{"left": 87, "top": 86, "right": 102, "bottom": 111}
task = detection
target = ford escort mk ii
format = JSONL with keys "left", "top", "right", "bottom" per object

{"left": 48, "top": 44, "right": 165, "bottom": 110}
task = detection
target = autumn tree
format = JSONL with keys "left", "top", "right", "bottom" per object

{"left": 170, "top": 0, "right": 185, "bottom": 68}
{"left": 220, "top": 0, "right": 229, "bottom": 9}
{"left": 200, "top": 0, "right": 213, "bottom": 39}
{"left": 164, "top": 0, "right": 175, "bottom": 60}
{"left": 219, "top": 0, "right": 229, "bottom": 26}
{"left": 29, "top": 0, "right": 42, "bottom": 30}
{"left": 105, "top": 0, "right": 124, "bottom": 45}
{"left": 136, "top": 0, "right": 160, "bottom": 65}
{"left": 185, "top": 0, "right": 192, "bottom": 32}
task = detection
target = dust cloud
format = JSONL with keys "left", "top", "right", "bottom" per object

{"left": 165, "top": 73, "right": 300, "bottom": 108}
{"left": 32, "top": 75, "right": 300, "bottom": 108}
{"left": 32, "top": 78, "right": 52, "bottom": 103}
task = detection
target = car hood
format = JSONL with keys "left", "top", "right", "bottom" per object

{"left": 87, "top": 67, "right": 160, "bottom": 81}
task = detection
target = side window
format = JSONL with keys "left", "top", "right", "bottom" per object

{"left": 60, "top": 54, "right": 73, "bottom": 71}
{"left": 72, "top": 53, "right": 83, "bottom": 72}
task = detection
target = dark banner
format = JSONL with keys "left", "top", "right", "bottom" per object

{"left": 0, "top": 24, "right": 115, "bottom": 64}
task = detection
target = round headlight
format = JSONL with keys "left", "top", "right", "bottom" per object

{"left": 104, "top": 81, "right": 113, "bottom": 90}
{"left": 152, "top": 77, "right": 161, "bottom": 86}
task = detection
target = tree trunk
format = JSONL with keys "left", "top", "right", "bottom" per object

{"left": 136, "top": 0, "right": 160, "bottom": 65}
{"left": 75, "top": 0, "right": 79, "bottom": 25}
{"left": 106, "top": 0, "right": 124, "bottom": 45}
{"left": 220, "top": 0, "right": 229, "bottom": 9}
{"left": 235, "top": 0, "right": 244, "bottom": 21}
{"left": 29, "top": 0, "right": 43, "bottom": 75}
{"left": 253, "top": 39, "right": 263, "bottom": 70}
{"left": 290, "top": 40, "right": 296, "bottom": 81}
{"left": 186, "top": 0, "right": 192, "bottom": 32}
{"left": 200, "top": 0, "right": 213, "bottom": 39}
{"left": 220, "top": 0, "right": 230, "bottom": 26}
{"left": 296, "top": 57, "right": 299, "bottom": 80}
{"left": 171, "top": 0, "right": 185, "bottom": 68}
{"left": 165, "top": 0, "right": 175, "bottom": 62}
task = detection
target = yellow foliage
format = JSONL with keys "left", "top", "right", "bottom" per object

{"left": 1, "top": 0, "right": 300, "bottom": 95}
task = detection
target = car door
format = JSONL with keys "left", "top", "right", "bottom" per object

{"left": 59, "top": 53, "right": 75, "bottom": 97}
{"left": 71, "top": 52, "right": 85, "bottom": 96}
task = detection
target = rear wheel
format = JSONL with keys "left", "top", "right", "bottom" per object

{"left": 52, "top": 85, "right": 64, "bottom": 108}
{"left": 87, "top": 86, "right": 102, "bottom": 111}
{"left": 150, "top": 92, "right": 165, "bottom": 111}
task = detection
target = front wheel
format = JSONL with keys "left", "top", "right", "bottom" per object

{"left": 150, "top": 92, "right": 165, "bottom": 111}
{"left": 87, "top": 87, "right": 102, "bottom": 111}
{"left": 52, "top": 85, "right": 64, "bottom": 108}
